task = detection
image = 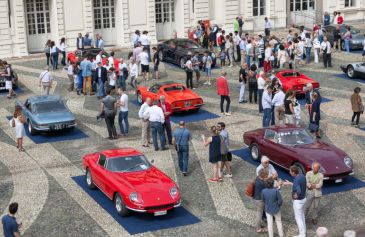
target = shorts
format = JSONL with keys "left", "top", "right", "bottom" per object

{"left": 154, "top": 65, "right": 159, "bottom": 72}
{"left": 205, "top": 68, "right": 212, "bottom": 76}
{"left": 221, "top": 154, "right": 228, "bottom": 162}
{"left": 141, "top": 64, "right": 149, "bottom": 73}
{"left": 5, "top": 80, "right": 12, "bottom": 90}
{"left": 194, "top": 69, "right": 200, "bottom": 77}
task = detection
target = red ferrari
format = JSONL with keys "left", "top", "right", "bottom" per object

{"left": 82, "top": 148, "right": 181, "bottom": 216}
{"left": 136, "top": 81, "right": 204, "bottom": 113}
{"left": 275, "top": 70, "right": 320, "bottom": 95}
{"left": 243, "top": 125, "right": 354, "bottom": 182}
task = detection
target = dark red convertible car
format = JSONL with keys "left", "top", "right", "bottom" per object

{"left": 82, "top": 148, "right": 181, "bottom": 216}
{"left": 276, "top": 70, "right": 320, "bottom": 95}
{"left": 243, "top": 125, "right": 354, "bottom": 182}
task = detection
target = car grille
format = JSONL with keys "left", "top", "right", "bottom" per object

{"left": 145, "top": 203, "right": 174, "bottom": 211}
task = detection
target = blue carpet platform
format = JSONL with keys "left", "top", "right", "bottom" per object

{"left": 131, "top": 100, "right": 219, "bottom": 123}
{"left": 6, "top": 116, "right": 88, "bottom": 144}
{"left": 72, "top": 175, "right": 201, "bottom": 235}
{"left": 334, "top": 73, "right": 365, "bottom": 84}
{"left": 0, "top": 87, "right": 24, "bottom": 96}
{"left": 297, "top": 97, "right": 333, "bottom": 107}
{"left": 231, "top": 148, "right": 365, "bottom": 196}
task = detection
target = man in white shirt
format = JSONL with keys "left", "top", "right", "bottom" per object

{"left": 143, "top": 101, "right": 167, "bottom": 151}
{"left": 271, "top": 86, "right": 286, "bottom": 125}
{"left": 116, "top": 88, "right": 129, "bottom": 136}
{"left": 256, "top": 156, "right": 278, "bottom": 179}
{"left": 39, "top": 66, "right": 53, "bottom": 95}
{"left": 320, "top": 36, "right": 332, "bottom": 68}
{"left": 262, "top": 85, "right": 273, "bottom": 127}
{"left": 129, "top": 59, "right": 138, "bottom": 90}
{"left": 139, "top": 31, "right": 151, "bottom": 62}
{"left": 139, "top": 48, "right": 150, "bottom": 81}
{"left": 67, "top": 63, "right": 75, "bottom": 92}
{"left": 234, "top": 31, "right": 241, "bottom": 62}
{"left": 139, "top": 97, "right": 152, "bottom": 147}
{"left": 257, "top": 71, "right": 266, "bottom": 113}
{"left": 264, "top": 17, "right": 272, "bottom": 36}
{"left": 95, "top": 51, "right": 103, "bottom": 64}
{"left": 118, "top": 58, "right": 128, "bottom": 91}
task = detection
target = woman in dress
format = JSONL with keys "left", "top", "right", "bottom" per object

{"left": 310, "top": 92, "right": 321, "bottom": 138}
{"left": 351, "top": 87, "right": 363, "bottom": 128}
{"left": 202, "top": 126, "right": 222, "bottom": 183}
{"left": 13, "top": 106, "right": 26, "bottom": 152}
{"left": 284, "top": 89, "right": 296, "bottom": 124}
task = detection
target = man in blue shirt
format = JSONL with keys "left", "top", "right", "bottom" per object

{"left": 172, "top": 121, "right": 191, "bottom": 176}
{"left": 83, "top": 33, "right": 92, "bottom": 48}
{"left": 80, "top": 56, "right": 94, "bottom": 96}
{"left": 324, "top": 12, "right": 330, "bottom": 26}
{"left": 284, "top": 166, "right": 307, "bottom": 237}
{"left": 262, "top": 85, "right": 273, "bottom": 127}
{"left": 2, "top": 202, "right": 21, "bottom": 237}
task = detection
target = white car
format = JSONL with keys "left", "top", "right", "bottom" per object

{"left": 341, "top": 62, "right": 365, "bottom": 79}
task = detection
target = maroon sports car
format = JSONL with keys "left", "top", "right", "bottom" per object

{"left": 243, "top": 125, "right": 354, "bottom": 182}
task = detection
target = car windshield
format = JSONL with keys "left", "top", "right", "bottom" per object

{"left": 34, "top": 101, "right": 67, "bottom": 114}
{"left": 179, "top": 41, "right": 200, "bottom": 49}
{"left": 341, "top": 26, "right": 360, "bottom": 34}
{"left": 281, "top": 72, "right": 300, "bottom": 77}
{"left": 277, "top": 129, "right": 314, "bottom": 146}
{"left": 164, "top": 85, "right": 185, "bottom": 92}
{"left": 106, "top": 155, "right": 151, "bottom": 172}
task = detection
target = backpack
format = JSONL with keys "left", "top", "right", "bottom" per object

{"left": 248, "top": 72, "right": 257, "bottom": 85}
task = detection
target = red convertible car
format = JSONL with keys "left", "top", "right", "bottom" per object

{"left": 275, "top": 70, "right": 320, "bottom": 95}
{"left": 243, "top": 125, "right": 354, "bottom": 182}
{"left": 82, "top": 148, "right": 181, "bottom": 216}
{"left": 136, "top": 81, "right": 204, "bottom": 113}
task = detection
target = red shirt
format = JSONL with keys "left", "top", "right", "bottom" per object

{"left": 158, "top": 102, "right": 172, "bottom": 121}
{"left": 337, "top": 16, "right": 343, "bottom": 25}
{"left": 216, "top": 76, "right": 229, "bottom": 96}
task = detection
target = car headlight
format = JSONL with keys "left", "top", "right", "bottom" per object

{"left": 344, "top": 156, "right": 353, "bottom": 169}
{"left": 129, "top": 192, "right": 144, "bottom": 204}
{"left": 169, "top": 187, "right": 179, "bottom": 199}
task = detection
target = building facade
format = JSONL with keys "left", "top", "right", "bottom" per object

{"left": 1, "top": 0, "right": 364, "bottom": 58}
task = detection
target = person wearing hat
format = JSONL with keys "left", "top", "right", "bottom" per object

{"left": 39, "top": 66, "right": 53, "bottom": 95}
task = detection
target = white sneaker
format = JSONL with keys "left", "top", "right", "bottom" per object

{"left": 203, "top": 82, "right": 209, "bottom": 85}
{"left": 224, "top": 112, "right": 231, "bottom": 116}
{"left": 208, "top": 82, "right": 211, "bottom": 86}
{"left": 224, "top": 174, "right": 233, "bottom": 178}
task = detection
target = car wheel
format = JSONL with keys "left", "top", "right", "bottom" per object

{"left": 158, "top": 50, "right": 164, "bottom": 62}
{"left": 347, "top": 65, "right": 355, "bottom": 79}
{"left": 85, "top": 168, "right": 96, "bottom": 189}
{"left": 28, "top": 120, "right": 36, "bottom": 135}
{"left": 114, "top": 193, "right": 130, "bottom": 217}
{"left": 341, "top": 41, "right": 345, "bottom": 51}
{"left": 180, "top": 58, "right": 186, "bottom": 69}
{"left": 249, "top": 143, "right": 261, "bottom": 161}
{"left": 293, "top": 162, "right": 306, "bottom": 175}
{"left": 137, "top": 91, "right": 143, "bottom": 104}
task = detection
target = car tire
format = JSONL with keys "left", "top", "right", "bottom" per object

{"left": 85, "top": 168, "right": 96, "bottom": 189}
{"left": 293, "top": 162, "right": 306, "bottom": 175}
{"left": 28, "top": 120, "right": 36, "bottom": 135}
{"left": 159, "top": 50, "right": 164, "bottom": 62}
{"left": 114, "top": 193, "right": 130, "bottom": 217}
{"left": 341, "top": 41, "right": 345, "bottom": 51}
{"left": 137, "top": 91, "right": 143, "bottom": 104}
{"left": 249, "top": 143, "right": 261, "bottom": 161}
{"left": 180, "top": 57, "right": 186, "bottom": 69}
{"left": 347, "top": 65, "right": 355, "bottom": 79}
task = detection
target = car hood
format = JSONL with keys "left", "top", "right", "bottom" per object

{"left": 351, "top": 34, "right": 364, "bottom": 42}
{"left": 281, "top": 77, "right": 314, "bottom": 86}
{"left": 32, "top": 111, "right": 75, "bottom": 124}
{"left": 291, "top": 141, "right": 352, "bottom": 175}
{"left": 164, "top": 91, "right": 201, "bottom": 102}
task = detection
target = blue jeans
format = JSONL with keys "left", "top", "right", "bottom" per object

{"left": 98, "top": 78, "right": 106, "bottom": 97}
{"left": 118, "top": 111, "right": 129, "bottom": 134}
{"left": 263, "top": 108, "right": 272, "bottom": 127}
{"left": 119, "top": 75, "right": 126, "bottom": 91}
{"left": 52, "top": 53, "right": 58, "bottom": 70}
{"left": 77, "top": 74, "right": 83, "bottom": 91}
{"left": 258, "top": 89, "right": 264, "bottom": 112}
{"left": 305, "top": 47, "right": 311, "bottom": 64}
{"left": 177, "top": 145, "right": 189, "bottom": 173}
{"left": 246, "top": 55, "right": 251, "bottom": 67}
{"left": 150, "top": 122, "right": 166, "bottom": 150}
{"left": 271, "top": 106, "right": 275, "bottom": 125}
{"left": 345, "top": 40, "right": 350, "bottom": 53}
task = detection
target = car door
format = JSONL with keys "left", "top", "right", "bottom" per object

{"left": 166, "top": 40, "right": 177, "bottom": 62}
{"left": 260, "top": 129, "right": 282, "bottom": 165}
{"left": 356, "top": 62, "right": 365, "bottom": 78}
{"left": 92, "top": 154, "right": 107, "bottom": 192}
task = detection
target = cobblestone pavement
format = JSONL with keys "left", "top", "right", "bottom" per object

{"left": 0, "top": 50, "right": 364, "bottom": 237}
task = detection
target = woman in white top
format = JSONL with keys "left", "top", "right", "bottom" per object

{"left": 60, "top": 37, "right": 67, "bottom": 66}
{"left": 129, "top": 59, "right": 138, "bottom": 91}
{"left": 312, "top": 33, "right": 321, "bottom": 64}
{"left": 12, "top": 106, "right": 26, "bottom": 152}
{"left": 50, "top": 41, "right": 59, "bottom": 70}
{"left": 108, "top": 67, "right": 116, "bottom": 93}
{"left": 277, "top": 44, "right": 288, "bottom": 69}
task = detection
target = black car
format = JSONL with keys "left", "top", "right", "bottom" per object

{"left": 323, "top": 24, "right": 364, "bottom": 50}
{"left": 158, "top": 39, "right": 216, "bottom": 69}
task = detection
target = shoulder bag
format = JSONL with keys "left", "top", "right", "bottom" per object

{"left": 245, "top": 180, "right": 255, "bottom": 197}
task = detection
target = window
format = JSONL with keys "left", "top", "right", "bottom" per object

{"left": 345, "top": 0, "right": 355, "bottom": 7}
{"left": 98, "top": 154, "right": 106, "bottom": 167}
{"left": 290, "top": 0, "right": 315, "bottom": 11}
{"left": 93, "top": 0, "right": 115, "bottom": 29}
{"left": 25, "top": 0, "right": 50, "bottom": 35}
{"left": 253, "top": 0, "right": 265, "bottom": 16}
{"left": 264, "top": 129, "right": 277, "bottom": 140}
{"left": 155, "top": 0, "right": 174, "bottom": 24}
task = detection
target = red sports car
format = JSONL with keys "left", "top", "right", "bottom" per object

{"left": 82, "top": 148, "right": 181, "bottom": 216}
{"left": 243, "top": 125, "right": 354, "bottom": 182}
{"left": 275, "top": 70, "right": 320, "bottom": 95}
{"left": 136, "top": 81, "right": 204, "bottom": 113}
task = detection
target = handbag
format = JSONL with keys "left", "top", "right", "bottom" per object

{"left": 9, "top": 118, "right": 15, "bottom": 128}
{"left": 309, "top": 122, "right": 318, "bottom": 132}
{"left": 245, "top": 180, "right": 255, "bottom": 197}
{"left": 360, "top": 103, "right": 364, "bottom": 114}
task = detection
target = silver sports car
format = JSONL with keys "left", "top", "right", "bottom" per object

{"left": 340, "top": 62, "right": 365, "bottom": 79}
{"left": 16, "top": 95, "right": 76, "bottom": 135}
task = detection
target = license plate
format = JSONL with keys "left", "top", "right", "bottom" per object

{"left": 54, "top": 124, "right": 66, "bottom": 130}
{"left": 154, "top": 210, "right": 167, "bottom": 216}
{"left": 335, "top": 178, "right": 343, "bottom": 183}
{"left": 184, "top": 102, "right": 191, "bottom": 107}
